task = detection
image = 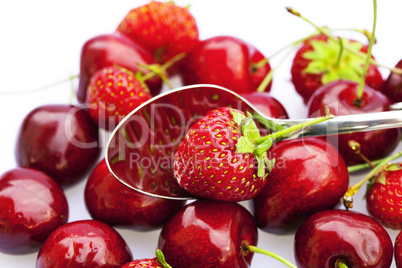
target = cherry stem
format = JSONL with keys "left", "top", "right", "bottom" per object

{"left": 68, "top": 76, "right": 77, "bottom": 105}
{"left": 355, "top": 0, "right": 377, "bottom": 102}
{"left": 267, "top": 32, "right": 317, "bottom": 60}
{"left": 331, "top": 28, "right": 374, "bottom": 43}
{"left": 252, "top": 58, "right": 269, "bottom": 70}
{"left": 348, "top": 140, "right": 375, "bottom": 168}
{"left": 255, "top": 112, "right": 333, "bottom": 144}
{"left": 140, "top": 52, "right": 186, "bottom": 89}
{"left": 347, "top": 158, "right": 384, "bottom": 173}
{"left": 256, "top": 47, "right": 294, "bottom": 93}
{"left": 336, "top": 260, "right": 349, "bottom": 268}
{"left": 286, "top": 6, "right": 402, "bottom": 75}
{"left": 243, "top": 244, "right": 297, "bottom": 268}
{"left": 253, "top": 31, "right": 320, "bottom": 93}
{"left": 0, "top": 74, "right": 78, "bottom": 95}
{"left": 343, "top": 150, "right": 402, "bottom": 209}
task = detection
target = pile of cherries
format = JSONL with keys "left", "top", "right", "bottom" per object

{"left": 2, "top": 1, "right": 402, "bottom": 267}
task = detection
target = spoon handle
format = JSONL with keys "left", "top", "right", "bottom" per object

{"left": 276, "top": 110, "right": 402, "bottom": 139}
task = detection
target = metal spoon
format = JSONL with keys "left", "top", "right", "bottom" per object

{"left": 105, "top": 84, "right": 402, "bottom": 200}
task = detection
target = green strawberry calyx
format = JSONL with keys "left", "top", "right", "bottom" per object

{"left": 231, "top": 110, "right": 275, "bottom": 178}
{"left": 303, "top": 37, "right": 366, "bottom": 85}
{"left": 155, "top": 248, "right": 172, "bottom": 268}
{"left": 231, "top": 109, "right": 333, "bottom": 178}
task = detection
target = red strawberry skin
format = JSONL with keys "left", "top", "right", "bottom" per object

{"left": 174, "top": 107, "right": 265, "bottom": 202}
{"left": 291, "top": 34, "right": 384, "bottom": 103}
{"left": 86, "top": 66, "right": 151, "bottom": 130}
{"left": 366, "top": 166, "right": 402, "bottom": 229}
{"left": 122, "top": 258, "right": 160, "bottom": 268}
{"left": 116, "top": 1, "right": 199, "bottom": 64}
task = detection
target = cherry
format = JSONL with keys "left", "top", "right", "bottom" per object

{"left": 294, "top": 209, "right": 393, "bottom": 268}
{"left": 158, "top": 199, "right": 258, "bottom": 268}
{"left": 15, "top": 104, "right": 101, "bottom": 186}
{"left": 180, "top": 35, "right": 272, "bottom": 94}
{"left": 241, "top": 92, "right": 289, "bottom": 119}
{"left": 0, "top": 168, "right": 68, "bottom": 255}
{"left": 395, "top": 230, "right": 402, "bottom": 267}
{"left": 84, "top": 159, "right": 185, "bottom": 231}
{"left": 77, "top": 32, "right": 162, "bottom": 103}
{"left": 307, "top": 80, "right": 400, "bottom": 166}
{"left": 252, "top": 137, "right": 349, "bottom": 234}
{"left": 382, "top": 59, "right": 402, "bottom": 103}
{"left": 36, "top": 219, "right": 133, "bottom": 268}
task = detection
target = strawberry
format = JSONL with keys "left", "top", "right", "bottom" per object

{"left": 291, "top": 33, "right": 384, "bottom": 103}
{"left": 174, "top": 107, "right": 275, "bottom": 202}
{"left": 116, "top": 1, "right": 199, "bottom": 64}
{"left": 122, "top": 259, "right": 161, "bottom": 268}
{"left": 366, "top": 163, "right": 402, "bottom": 229}
{"left": 122, "top": 249, "right": 171, "bottom": 268}
{"left": 85, "top": 66, "right": 151, "bottom": 130}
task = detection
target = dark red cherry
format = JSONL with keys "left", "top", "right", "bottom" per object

{"left": 252, "top": 138, "right": 349, "bottom": 234}
{"left": 15, "top": 104, "right": 100, "bottom": 186}
{"left": 307, "top": 79, "right": 400, "bottom": 166}
{"left": 181, "top": 35, "right": 272, "bottom": 94}
{"left": 158, "top": 199, "right": 258, "bottom": 268}
{"left": 0, "top": 168, "right": 68, "bottom": 255}
{"left": 241, "top": 92, "right": 289, "bottom": 119}
{"left": 294, "top": 209, "right": 393, "bottom": 268}
{"left": 84, "top": 159, "right": 185, "bottom": 231}
{"left": 382, "top": 59, "right": 402, "bottom": 103}
{"left": 36, "top": 219, "right": 133, "bottom": 268}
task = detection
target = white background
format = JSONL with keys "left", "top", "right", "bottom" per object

{"left": 1, "top": 0, "right": 402, "bottom": 267}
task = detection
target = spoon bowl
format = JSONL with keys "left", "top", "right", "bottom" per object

{"left": 105, "top": 84, "right": 402, "bottom": 200}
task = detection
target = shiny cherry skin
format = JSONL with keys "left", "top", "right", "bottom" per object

{"left": 158, "top": 199, "right": 258, "bottom": 268}
{"left": 0, "top": 168, "right": 68, "bottom": 255}
{"left": 15, "top": 104, "right": 100, "bottom": 186}
{"left": 382, "top": 59, "right": 402, "bottom": 103}
{"left": 181, "top": 35, "right": 272, "bottom": 94}
{"left": 36, "top": 219, "right": 133, "bottom": 268}
{"left": 395, "top": 230, "right": 402, "bottom": 267}
{"left": 294, "top": 209, "right": 393, "bottom": 268}
{"left": 241, "top": 92, "right": 289, "bottom": 119}
{"left": 307, "top": 80, "right": 400, "bottom": 166}
{"left": 84, "top": 159, "right": 185, "bottom": 231}
{"left": 77, "top": 32, "right": 162, "bottom": 103}
{"left": 252, "top": 138, "right": 349, "bottom": 234}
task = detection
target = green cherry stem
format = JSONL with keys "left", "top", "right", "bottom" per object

{"left": 253, "top": 31, "right": 319, "bottom": 93}
{"left": 256, "top": 46, "right": 295, "bottom": 93}
{"left": 139, "top": 52, "right": 186, "bottom": 89}
{"left": 355, "top": 0, "right": 377, "bottom": 102}
{"left": 0, "top": 74, "right": 78, "bottom": 95}
{"left": 68, "top": 76, "right": 77, "bottom": 105}
{"left": 343, "top": 149, "right": 402, "bottom": 209}
{"left": 331, "top": 28, "right": 374, "bottom": 42}
{"left": 336, "top": 260, "right": 349, "bottom": 268}
{"left": 347, "top": 158, "right": 384, "bottom": 173}
{"left": 242, "top": 244, "right": 297, "bottom": 268}
{"left": 255, "top": 113, "right": 334, "bottom": 145}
